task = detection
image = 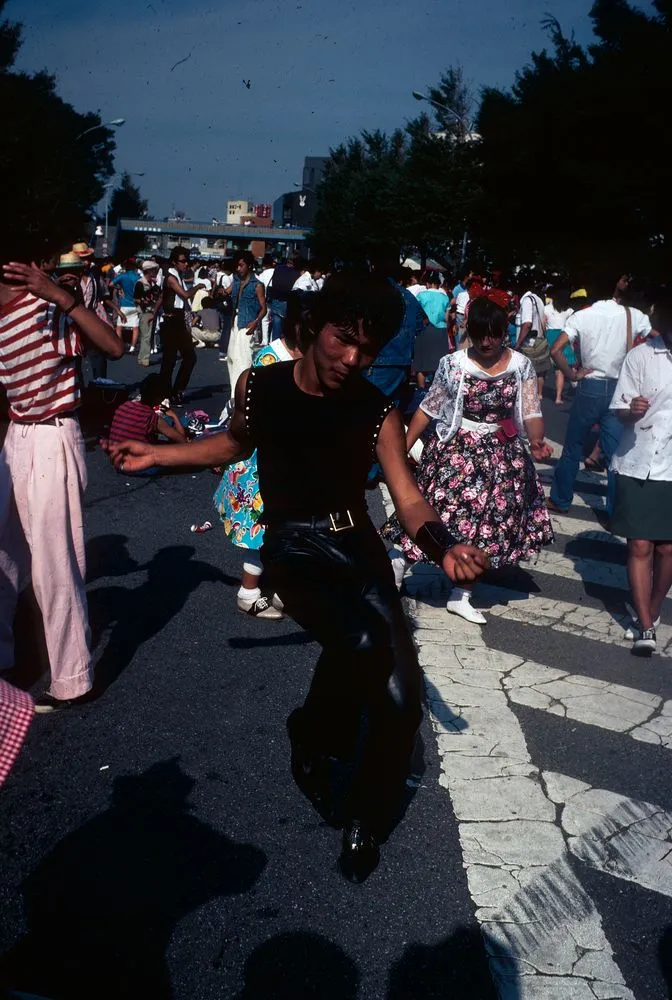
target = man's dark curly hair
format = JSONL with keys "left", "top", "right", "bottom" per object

{"left": 299, "top": 271, "right": 403, "bottom": 352}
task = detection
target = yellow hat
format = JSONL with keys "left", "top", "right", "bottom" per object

{"left": 72, "top": 241, "right": 95, "bottom": 258}
{"left": 56, "top": 252, "right": 85, "bottom": 270}
{"left": 570, "top": 288, "right": 588, "bottom": 299}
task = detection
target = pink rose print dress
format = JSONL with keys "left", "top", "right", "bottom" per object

{"left": 381, "top": 367, "right": 553, "bottom": 567}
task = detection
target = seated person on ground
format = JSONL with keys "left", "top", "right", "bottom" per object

{"left": 109, "top": 374, "right": 187, "bottom": 445}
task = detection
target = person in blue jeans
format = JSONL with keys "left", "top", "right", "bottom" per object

{"left": 546, "top": 274, "right": 651, "bottom": 515}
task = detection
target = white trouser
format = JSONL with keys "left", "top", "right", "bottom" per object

{"left": 226, "top": 317, "right": 254, "bottom": 398}
{"left": 0, "top": 418, "right": 91, "bottom": 699}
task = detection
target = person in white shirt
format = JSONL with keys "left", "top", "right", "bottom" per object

{"left": 292, "top": 259, "right": 319, "bottom": 293}
{"left": 191, "top": 265, "right": 213, "bottom": 312}
{"left": 159, "top": 246, "right": 206, "bottom": 403}
{"left": 608, "top": 291, "right": 672, "bottom": 655}
{"left": 257, "top": 254, "right": 276, "bottom": 346}
{"left": 514, "top": 278, "right": 550, "bottom": 398}
{"left": 548, "top": 274, "right": 651, "bottom": 515}
{"left": 407, "top": 272, "right": 426, "bottom": 298}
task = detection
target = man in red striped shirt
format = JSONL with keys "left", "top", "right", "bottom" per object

{"left": 0, "top": 250, "right": 123, "bottom": 712}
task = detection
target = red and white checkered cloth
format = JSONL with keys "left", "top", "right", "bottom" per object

{"left": 0, "top": 678, "right": 33, "bottom": 786}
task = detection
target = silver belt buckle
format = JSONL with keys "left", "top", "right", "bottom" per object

{"left": 329, "top": 509, "right": 354, "bottom": 532}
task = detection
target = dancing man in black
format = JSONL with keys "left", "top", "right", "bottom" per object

{"left": 106, "top": 272, "right": 488, "bottom": 882}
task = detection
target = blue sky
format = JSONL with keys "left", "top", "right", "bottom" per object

{"left": 8, "top": 0, "right": 655, "bottom": 220}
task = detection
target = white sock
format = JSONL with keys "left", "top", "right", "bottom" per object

{"left": 238, "top": 585, "right": 261, "bottom": 602}
{"left": 448, "top": 587, "right": 471, "bottom": 603}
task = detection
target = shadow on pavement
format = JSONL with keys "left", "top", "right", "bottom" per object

{"left": 0, "top": 759, "right": 267, "bottom": 1000}
{"left": 658, "top": 926, "right": 672, "bottom": 998}
{"left": 236, "top": 931, "right": 359, "bottom": 999}
{"left": 229, "top": 631, "right": 315, "bottom": 650}
{"left": 88, "top": 544, "right": 237, "bottom": 695}
{"left": 85, "top": 533, "right": 139, "bottom": 585}
{"left": 424, "top": 677, "right": 469, "bottom": 734}
{"left": 234, "top": 924, "right": 504, "bottom": 999}
{"left": 387, "top": 924, "right": 503, "bottom": 998}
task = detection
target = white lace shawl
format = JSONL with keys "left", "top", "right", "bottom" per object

{"left": 420, "top": 350, "right": 542, "bottom": 443}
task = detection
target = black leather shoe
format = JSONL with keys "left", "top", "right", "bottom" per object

{"left": 338, "top": 820, "right": 380, "bottom": 883}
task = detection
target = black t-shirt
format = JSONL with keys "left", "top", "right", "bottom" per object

{"left": 267, "top": 264, "right": 297, "bottom": 303}
{"left": 246, "top": 361, "right": 394, "bottom": 518}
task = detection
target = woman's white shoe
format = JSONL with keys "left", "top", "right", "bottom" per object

{"left": 389, "top": 551, "right": 410, "bottom": 591}
{"left": 446, "top": 588, "right": 487, "bottom": 624}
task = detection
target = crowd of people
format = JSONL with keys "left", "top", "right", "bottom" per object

{"left": 1, "top": 229, "right": 671, "bottom": 884}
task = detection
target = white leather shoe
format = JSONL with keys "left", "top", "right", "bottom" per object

{"left": 390, "top": 554, "right": 409, "bottom": 591}
{"left": 446, "top": 590, "right": 486, "bottom": 625}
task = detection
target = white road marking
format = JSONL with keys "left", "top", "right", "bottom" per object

{"left": 417, "top": 634, "right": 635, "bottom": 998}
{"left": 383, "top": 439, "right": 672, "bottom": 996}
{"left": 550, "top": 512, "right": 622, "bottom": 542}
{"left": 542, "top": 482, "right": 607, "bottom": 512}
{"left": 476, "top": 584, "right": 672, "bottom": 658}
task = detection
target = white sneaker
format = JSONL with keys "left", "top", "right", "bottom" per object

{"left": 624, "top": 609, "right": 661, "bottom": 641}
{"left": 237, "top": 592, "right": 283, "bottom": 620}
{"left": 446, "top": 589, "right": 486, "bottom": 625}
{"left": 633, "top": 628, "right": 656, "bottom": 655}
{"left": 128, "top": 345, "right": 135, "bottom": 354}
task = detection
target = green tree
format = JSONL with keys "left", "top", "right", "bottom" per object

{"left": 475, "top": 2, "right": 672, "bottom": 278}
{"left": 0, "top": 1, "right": 115, "bottom": 258}
{"left": 312, "top": 69, "right": 481, "bottom": 268}
{"left": 312, "top": 129, "right": 408, "bottom": 264}
{"left": 107, "top": 172, "right": 148, "bottom": 226}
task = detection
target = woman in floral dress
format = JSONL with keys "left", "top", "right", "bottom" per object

{"left": 382, "top": 296, "right": 554, "bottom": 623}
{"left": 214, "top": 295, "right": 303, "bottom": 619}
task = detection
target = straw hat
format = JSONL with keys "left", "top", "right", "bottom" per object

{"left": 55, "top": 252, "right": 85, "bottom": 270}
{"left": 72, "top": 241, "right": 95, "bottom": 258}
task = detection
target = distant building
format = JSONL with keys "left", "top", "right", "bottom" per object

{"left": 227, "top": 199, "right": 254, "bottom": 224}
{"left": 254, "top": 203, "right": 272, "bottom": 219}
{"left": 272, "top": 155, "right": 328, "bottom": 229}
{"left": 302, "top": 156, "right": 328, "bottom": 191}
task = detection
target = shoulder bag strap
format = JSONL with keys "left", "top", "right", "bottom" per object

{"left": 624, "top": 305, "right": 632, "bottom": 352}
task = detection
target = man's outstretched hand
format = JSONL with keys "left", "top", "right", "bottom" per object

{"left": 101, "top": 439, "right": 157, "bottom": 473}
{"left": 442, "top": 544, "right": 490, "bottom": 583}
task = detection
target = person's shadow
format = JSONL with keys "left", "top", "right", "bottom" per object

{"left": 87, "top": 545, "right": 238, "bottom": 695}
{"left": 235, "top": 924, "right": 511, "bottom": 999}
{"left": 386, "top": 925, "right": 506, "bottom": 999}
{"left": 237, "top": 931, "right": 360, "bottom": 1000}
{"left": 0, "top": 758, "right": 267, "bottom": 1000}
{"left": 659, "top": 926, "right": 672, "bottom": 998}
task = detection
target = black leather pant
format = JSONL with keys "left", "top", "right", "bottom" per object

{"left": 159, "top": 312, "right": 196, "bottom": 395}
{"left": 261, "top": 519, "right": 423, "bottom": 830}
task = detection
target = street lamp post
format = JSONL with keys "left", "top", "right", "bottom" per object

{"left": 75, "top": 118, "right": 125, "bottom": 142}
{"left": 102, "top": 171, "right": 145, "bottom": 252}
{"left": 412, "top": 91, "right": 474, "bottom": 266}
{"left": 411, "top": 91, "right": 472, "bottom": 137}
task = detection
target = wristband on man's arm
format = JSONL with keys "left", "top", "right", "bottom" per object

{"left": 415, "top": 520, "right": 459, "bottom": 565}
{"left": 61, "top": 297, "right": 79, "bottom": 316}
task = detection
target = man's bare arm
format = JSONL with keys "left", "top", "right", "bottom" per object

{"left": 105, "top": 370, "right": 254, "bottom": 472}
{"left": 3, "top": 262, "right": 123, "bottom": 359}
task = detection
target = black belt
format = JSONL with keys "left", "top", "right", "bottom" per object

{"left": 14, "top": 413, "right": 77, "bottom": 427}
{"left": 264, "top": 507, "right": 368, "bottom": 533}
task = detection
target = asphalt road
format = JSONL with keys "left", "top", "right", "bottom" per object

{"left": 0, "top": 352, "right": 670, "bottom": 999}
{"left": 0, "top": 350, "right": 492, "bottom": 1000}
